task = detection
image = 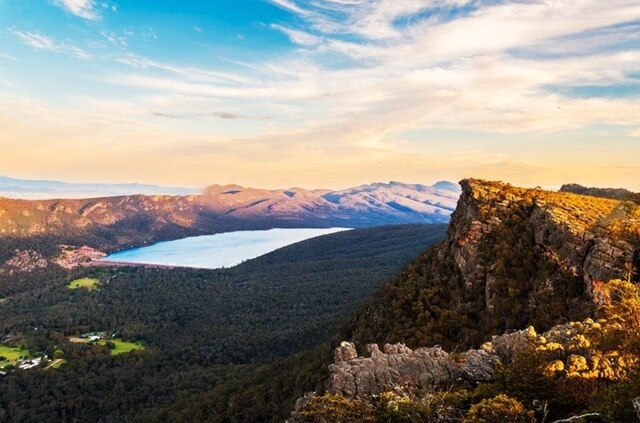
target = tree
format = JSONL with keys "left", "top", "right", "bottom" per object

{"left": 597, "top": 279, "right": 640, "bottom": 355}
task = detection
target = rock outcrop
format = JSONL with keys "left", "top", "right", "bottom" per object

{"left": 450, "top": 179, "right": 636, "bottom": 307}
{"left": 328, "top": 319, "right": 636, "bottom": 399}
{"left": 2, "top": 249, "right": 48, "bottom": 274}
{"left": 53, "top": 245, "right": 107, "bottom": 269}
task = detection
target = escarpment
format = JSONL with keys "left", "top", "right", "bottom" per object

{"left": 349, "top": 179, "right": 639, "bottom": 351}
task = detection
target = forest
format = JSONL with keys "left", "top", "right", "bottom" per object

{"left": 0, "top": 224, "right": 446, "bottom": 422}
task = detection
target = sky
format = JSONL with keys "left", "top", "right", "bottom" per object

{"left": 0, "top": 0, "right": 639, "bottom": 190}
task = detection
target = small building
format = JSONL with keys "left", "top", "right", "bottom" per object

{"left": 17, "top": 356, "right": 43, "bottom": 370}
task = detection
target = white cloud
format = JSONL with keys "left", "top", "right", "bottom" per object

{"left": 9, "top": 29, "right": 91, "bottom": 59}
{"left": 267, "top": 0, "right": 310, "bottom": 16}
{"left": 4, "top": 0, "right": 640, "bottom": 188}
{"left": 54, "top": 0, "right": 100, "bottom": 20}
{"left": 271, "top": 24, "right": 322, "bottom": 46}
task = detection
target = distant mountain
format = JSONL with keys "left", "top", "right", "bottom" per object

{"left": 0, "top": 175, "right": 199, "bottom": 199}
{"left": 202, "top": 180, "right": 460, "bottom": 226}
{"left": 560, "top": 182, "right": 640, "bottom": 203}
{"left": 0, "top": 179, "right": 460, "bottom": 253}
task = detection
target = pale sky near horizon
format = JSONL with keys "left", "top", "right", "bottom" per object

{"left": 0, "top": 0, "right": 639, "bottom": 190}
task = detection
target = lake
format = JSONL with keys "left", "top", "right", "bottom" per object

{"left": 103, "top": 227, "right": 351, "bottom": 269}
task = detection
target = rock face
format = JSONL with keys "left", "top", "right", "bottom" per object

{"left": 328, "top": 320, "right": 636, "bottom": 399}
{"left": 2, "top": 249, "right": 48, "bottom": 274}
{"left": 53, "top": 245, "right": 107, "bottom": 269}
{"left": 328, "top": 329, "right": 527, "bottom": 399}
{"left": 350, "top": 179, "right": 640, "bottom": 351}
{"left": 450, "top": 179, "right": 636, "bottom": 307}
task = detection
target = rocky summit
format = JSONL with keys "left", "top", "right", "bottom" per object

{"left": 349, "top": 179, "right": 640, "bottom": 351}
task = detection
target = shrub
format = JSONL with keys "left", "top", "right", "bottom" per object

{"left": 298, "top": 394, "right": 375, "bottom": 422}
{"left": 463, "top": 394, "right": 535, "bottom": 423}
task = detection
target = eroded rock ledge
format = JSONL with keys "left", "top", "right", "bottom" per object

{"left": 328, "top": 319, "right": 635, "bottom": 399}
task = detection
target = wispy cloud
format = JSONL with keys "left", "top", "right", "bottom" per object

{"left": 153, "top": 111, "right": 267, "bottom": 120}
{"left": 271, "top": 24, "right": 322, "bottom": 46}
{"left": 2, "top": 1, "right": 640, "bottom": 188}
{"left": 267, "top": 0, "right": 310, "bottom": 17}
{"left": 53, "top": 0, "right": 99, "bottom": 20}
{"left": 9, "top": 29, "right": 91, "bottom": 58}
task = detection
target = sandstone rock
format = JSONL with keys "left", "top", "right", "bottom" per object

{"left": 566, "top": 354, "right": 589, "bottom": 372}
{"left": 327, "top": 319, "right": 638, "bottom": 399}
{"left": 544, "top": 360, "right": 565, "bottom": 376}
{"left": 334, "top": 341, "right": 358, "bottom": 363}
{"left": 633, "top": 396, "right": 640, "bottom": 420}
{"left": 3, "top": 249, "right": 48, "bottom": 272}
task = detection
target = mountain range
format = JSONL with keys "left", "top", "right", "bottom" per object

{"left": 0, "top": 179, "right": 460, "bottom": 251}
{"left": 0, "top": 175, "right": 199, "bottom": 199}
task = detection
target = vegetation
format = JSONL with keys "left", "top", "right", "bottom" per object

{"left": 98, "top": 339, "right": 145, "bottom": 355}
{"left": 47, "top": 358, "right": 67, "bottom": 369}
{"left": 2, "top": 180, "right": 639, "bottom": 422}
{"left": 348, "top": 181, "right": 640, "bottom": 352}
{"left": 67, "top": 277, "right": 100, "bottom": 291}
{"left": 0, "top": 224, "right": 446, "bottom": 422}
{"left": 561, "top": 183, "right": 640, "bottom": 204}
{"left": 296, "top": 182, "right": 640, "bottom": 422}
{"left": 462, "top": 395, "right": 535, "bottom": 423}
{"left": 0, "top": 345, "right": 27, "bottom": 368}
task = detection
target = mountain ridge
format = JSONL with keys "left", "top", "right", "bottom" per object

{"left": 0, "top": 180, "right": 460, "bottom": 253}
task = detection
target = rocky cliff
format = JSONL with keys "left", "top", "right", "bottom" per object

{"left": 289, "top": 179, "right": 640, "bottom": 422}
{"left": 349, "top": 179, "right": 640, "bottom": 351}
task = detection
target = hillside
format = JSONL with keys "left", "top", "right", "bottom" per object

{"left": 0, "top": 224, "right": 447, "bottom": 422}
{"left": 0, "top": 181, "right": 459, "bottom": 254}
{"left": 291, "top": 179, "right": 640, "bottom": 422}
{"left": 348, "top": 179, "right": 640, "bottom": 350}
{"left": 561, "top": 183, "right": 640, "bottom": 203}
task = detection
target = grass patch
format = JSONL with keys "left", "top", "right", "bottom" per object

{"left": 0, "top": 345, "right": 28, "bottom": 368}
{"left": 98, "top": 339, "right": 145, "bottom": 355}
{"left": 67, "top": 278, "right": 100, "bottom": 291}
{"left": 0, "top": 298, "right": 6, "bottom": 304}
{"left": 47, "top": 359, "right": 67, "bottom": 369}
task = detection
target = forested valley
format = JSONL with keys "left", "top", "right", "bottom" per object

{"left": 0, "top": 224, "right": 446, "bottom": 422}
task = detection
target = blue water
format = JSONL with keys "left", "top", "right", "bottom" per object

{"left": 104, "top": 227, "right": 351, "bottom": 269}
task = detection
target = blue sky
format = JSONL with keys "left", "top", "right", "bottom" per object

{"left": 0, "top": 0, "right": 639, "bottom": 190}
